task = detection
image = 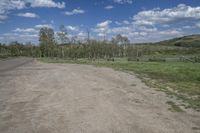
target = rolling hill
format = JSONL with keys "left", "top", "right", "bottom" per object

{"left": 157, "top": 34, "right": 200, "bottom": 47}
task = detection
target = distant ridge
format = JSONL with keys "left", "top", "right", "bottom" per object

{"left": 156, "top": 34, "right": 200, "bottom": 47}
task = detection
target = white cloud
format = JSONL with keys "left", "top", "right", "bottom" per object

{"left": 196, "top": 22, "right": 200, "bottom": 28}
{"left": 2, "top": 3, "right": 200, "bottom": 44}
{"left": 66, "top": 26, "right": 79, "bottom": 31}
{"left": 0, "top": 15, "right": 7, "bottom": 20}
{"left": 104, "top": 5, "right": 114, "bottom": 10}
{"left": 0, "top": 0, "right": 26, "bottom": 20}
{"left": 111, "top": 26, "right": 131, "bottom": 33}
{"left": 34, "top": 24, "right": 53, "bottom": 29}
{"left": 77, "top": 31, "right": 87, "bottom": 41}
{"left": 1, "top": 23, "right": 54, "bottom": 43}
{"left": 137, "top": 26, "right": 157, "bottom": 32}
{"left": 97, "top": 20, "right": 112, "bottom": 28}
{"left": 65, "top": 8, "right": 85, "bottom": 16}
{"left": 29, "top": 0, "right": 65, "bottom": 8}
{"left": 13, "top": 28, "right": 37, "bottom": 33}
{"left": 17, "top": 12, "right": 39, "bottom": 18}
{"left": 101, "top": 23, "right": 184, "bottom": 43}
{"left": 113, "top": 0, "right": 133, "bottom": 4}
{"left": 0, "top": 0, "right": 65, "bottom": 21}
{"left": 134, "top": 20, "right": 154, "bottom": 26}
{"left": 93, "top": 4, "right": 200, "bottom": 43}
{"left": 162, "top": 24, "right": 170, "bottom": 28}
{"left": 1, "top": 32, "right": 38, "bottom": 44}
{"left": 183, "top": 25, "right": 193, "bottom": 29}
{"left": 133, "top": 4, "right": 200, "bottom": 26}
{"left": 0, "top": 0, "right": 26, "bottom": 14}
{"left": 94, "top": 20, "right": 112, "bottom": 37}
{"left": 123, "top": 20, "right": 130, "bottom": 25}
{"left": 115, "top": 21, "right": 122, "bottom": 25}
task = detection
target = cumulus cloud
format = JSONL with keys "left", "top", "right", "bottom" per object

{"left": 97, "top": 20, "right": 112, "bottom": 28}
{"left": 104, "top": 5, "right": 114, "bottom": 10}
{"left": 0, "top": 0, "right": 26, "bottom": 14}
{"left": 66, "top": 26, "right": 79, "bottom": 31}
{"left": 94, "top": 20, "right": 112, "bottom": 38}
{"left": 133, "top": 4, "right": 200, "bottom": 26}
{"left": 115, "top": 21, "right": 122, "bottom": 25}
{"left": 111, "top": 26, "right": 132, "bottom": 34}
{"left": 122, "top": 20, "right": 130, "bottom": 25}
{"left": 0, "top": 0, "right": 65, "bottom": 21}
{"left": 34, "top": 24, "right": 53, "bottom": 29}
{"left": 196, "top": 22, "right": 200, "bottom": 28}
{"left": 2, "top": 3, "right": 200, "bottom": 44}
{"left": 0, "top": 15, "right": 7, "bottom": 20}
{"left": 17, "top": 12, "right": 39, "bottom": 18}
{"left": 0, "top": 0, "right": 26, "bottom": 20}
{"left": 1, "top": 32, "right": 38, "bottom": 44}
{"left": 92, "top": 4, "right": 200, "bottom": 43}
{"left": 113, "top": 0, "right": 133, "bottom": 4}
{"left": 0, "top": 23, "right": 89, "bottom": 44}
{"left": 0, "top": 23, "right": 55, "bottom": 43}
{"left": 65, "top": 8, "right": 85, "bottom": 16}
{"left": 13, "top": 28, "right": 38, "bottom": 33}
{"left": 29, "top": 0, "right": 65, "bottom": 8}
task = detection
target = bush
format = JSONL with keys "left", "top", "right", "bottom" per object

{"left": 149, "top": 57, "right": 166, "bottom": 62}
{"left": 107, "top": 58, "right": 115, "bottom": 62}
{"left": 127, "top": 57, "right": 139, "bottom": 61}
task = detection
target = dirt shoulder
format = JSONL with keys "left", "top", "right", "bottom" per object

{"left": 0, "top": 57, "right": 34, "bottom": 72}
{"left": 0, "top": 60, "right": 199, "bottom": 133}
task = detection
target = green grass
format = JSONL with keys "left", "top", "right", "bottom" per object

{"left": 166, "top": 101, "right": 184, "bottom": 112}
{"left": 38, "top": 58, "right": 200, "bottom": 111}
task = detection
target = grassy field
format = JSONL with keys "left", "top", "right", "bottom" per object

{"left": 39, "top": 58, "right": 200, "bottom": 111}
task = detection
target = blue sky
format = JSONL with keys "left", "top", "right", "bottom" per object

{"left": 0, "top": 0, "right": 200, "bottom": 44}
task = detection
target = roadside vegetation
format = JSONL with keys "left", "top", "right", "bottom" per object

{"left": 1, "top": 26, "right": 200, "bottom": 60}
{"left": 1, "top": 26, "right": 200, "bottom": 111}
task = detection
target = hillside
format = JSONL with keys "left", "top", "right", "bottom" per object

{"left": 157, "top": 34, "right": 200, "bottom": 47}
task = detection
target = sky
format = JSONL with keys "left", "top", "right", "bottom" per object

{"left": 0, "top": 0, "right": 200, "bottom": 44}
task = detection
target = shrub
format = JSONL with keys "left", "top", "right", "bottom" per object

{"left": 127, "top": 57, "right": 139, "bottom": 62}
{"left": 149, "top": 57, "right": 166, "bottom": 62}
{"left": 107, "top": 58, "right": 115, "bottom": 62}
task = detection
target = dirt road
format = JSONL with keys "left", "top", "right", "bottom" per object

{"left": 0, "top": 58, "right": 34, "bottom": 72}
{"left": 0, "top": 58, "right": 199, "bottom": 133}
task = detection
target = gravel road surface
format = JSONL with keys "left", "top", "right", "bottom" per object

{"left": 0, "top": 58, "right": 34, "bottom": 72}
{"left": 0, "top": 58, "right": 200, "bottom": 133}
